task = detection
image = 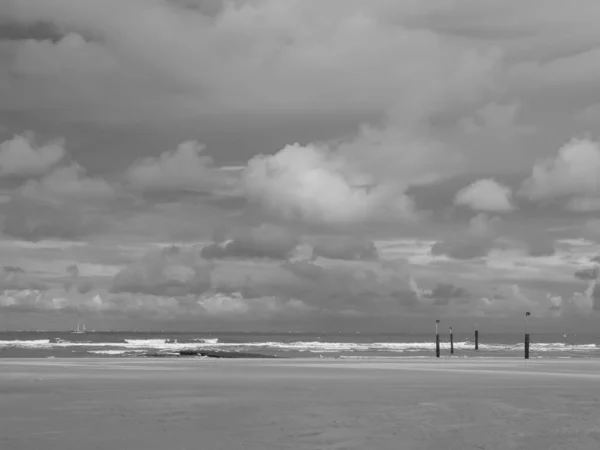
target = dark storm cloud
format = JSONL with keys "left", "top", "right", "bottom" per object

{"left": 0, "top": 20, "right": 63, "bottom": 42}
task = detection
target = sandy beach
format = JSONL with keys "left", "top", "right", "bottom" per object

{"left": 1, "top": 358, "right": 599, "bottom": 450}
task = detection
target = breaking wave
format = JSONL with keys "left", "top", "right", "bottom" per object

{"left": 1, "top": 338, "right": 598, "bottom": 355}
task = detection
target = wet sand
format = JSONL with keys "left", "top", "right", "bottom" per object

{"left": 1, "top": 358, "right": 599, "bottom": 449}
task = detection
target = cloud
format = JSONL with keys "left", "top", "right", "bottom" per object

{"left": 454, "top": 178, "right": 514, "bottom": 212}
{"left": 0, "top": 19, "right": 63, "bottom": 42}
{"left": 0, "top": 132, "right": 65, "bottom": 177}
{"left": 62, "top": 263, "right": 94, "bottom": 294}
{"left": 574, "top": 266, "right": 599, "bottom": 281}
{"left": 0, "top": 268, "right": 47, "bottom": 291}
{"left": 431, "top": 213, "right": 502, "bottom": 260}
{"left": 425, "top": 283, "right": 470, "bottom": 305}
{"left": 458, "top": 102, "right": 533, "bottom": 138}
{"left": 1, "top": 240, "right": 587, "bottom": 323}
{"left": 242, "top": 143, "right": 416, "bottom": 226}
{"left": 77, "top": 280, "right": 94, "bottom": 295}
{"left": 556, "top": 281, "right": 599, "bottom": 316}
{"left": 519, "top": 138, "right": 600, "bottom": 210}
{"left": 505, "top": 227, "right": 557, "bottom": 257}
{"left": 208, "top": 258, "right": 425, "bottom": 318}
{"left": 66, "top": 263, "right": 79, "bottom": 278}
{"left": 198, "top": 292, "right": 314, "bottom": 319}
{"left": 0, "top": 129, "right": 121, "bottom": 242}
{"left": 592, "top": 282, "right": 600, "bottom": 311}
{"left": 525, "top": 235, "right": 556, "bottom": 257}
{"left": 0, "top": 277, "right": 48, "bottom": 293}
{"left": 0, "top": 0, "right": 500, "bottom": 123}
{"left": 4, "top": 265, "right": 25, "bottom": 274}
{"left": 566, "top": 197, "right": 600, "bottom": 212}
{"left": 476, "top": 284, "right": 539, "bottom": 317}
{"left": 6, "top": 2, "right": 600, "bottom": 328}
{"left": 431, "top": 240, "right": 490, "bottom": 261}
{"left": 20, "top": 163, "right": 115, "bottom": 202}
{"left": 311, "top": 237, "right": 379, "bottom": 261}
{"left": 586, "top": 219, "right": 600, "bottom": 237}
{"left": 547, "top": 294, "right": 563, "bottom": 316}
{"left": 200, "top": 224, "right": 299, "bottom": 260}
{"left": 33, "top": 251, "right": 422, "bottom": 320}
{"left": 111, "top": 245, "right": 212, "bottom": 297}
{"left": 0, "top": 289, "right": 46, "bottom": 310}
{"left": 0, "top": 196, "right": 105, "bottom": 241}
{"left": 3, "top": 1, "right": 600, "bottom": 189}
{"left": 126, "top": 141, "right": 237, "bottom": 196}
{"left": 1, "top": 0, "right": 502, "bottom": 204}
{"left": 0, "top": 160, "right": 115, "bottom": 241}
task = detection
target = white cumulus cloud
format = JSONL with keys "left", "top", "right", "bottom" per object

{"left": 519, "top": 138, "right": 600, "bottom": 210}
{"left": 242, "top": 143, "right": 416, "bottom": 226}
{"left": 0, "top": 132, "right": 65, "bottom": 177}
{"left": 126, "top": 141, "right": 237, "bottom": 195}
{"left": 454, "top": 178, "right": 514, "bottom": 212}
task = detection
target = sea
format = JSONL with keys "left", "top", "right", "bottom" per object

{"left": 0, "top": 331, "right": 599, "bottom": 359}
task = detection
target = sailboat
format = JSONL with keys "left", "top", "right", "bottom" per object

{"left": 71, "top": 322, "right": 86, "bottom": 334}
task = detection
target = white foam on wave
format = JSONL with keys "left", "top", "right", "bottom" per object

{"left": 530, "top": 343, "right": 598, "bottom": 352}
{"left": 124, "top": 338, "right": 218, "bottom": 346}
{"left": 0, "top": 339, "right": 51, "bottom": 348}
{"left": 194, "top": 338, "right": 218, "bottom": 344}
{"left": 0, "top": 338, "right": 220, "bottom": 351}
{"left": 124, "top": 339, "right": 175, "bottom": 346}
{"left": 88, "top": 350, "right": 146, "bottom": 356}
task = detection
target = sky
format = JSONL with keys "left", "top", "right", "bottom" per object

{"left": 0, "top": 0, "right": 599, "bottom": 332}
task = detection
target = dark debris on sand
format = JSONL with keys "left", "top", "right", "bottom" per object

{"left": 143, "top": 349, "right": 279, "bottom": 358}
{"left": 180, "top": 349, "right": 279, "bottom": 358}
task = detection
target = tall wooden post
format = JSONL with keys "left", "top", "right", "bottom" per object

{"left": 524, "top": 312, "right": 530, "bottom": 359}
{"left": 450, "top": 327, "right": 454, "bottom": 355}
{"left": 435, "top": 319, "right": 440, "bottom": 358}
{"left": 474, "top": 322, "right": 479, "bottom": 351}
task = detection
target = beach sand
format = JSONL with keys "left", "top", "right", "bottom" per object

{"left": 1, "top": 358, "right": 599, "bottom": 449}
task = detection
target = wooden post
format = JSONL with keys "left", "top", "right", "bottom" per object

{"left": 524, "top": 312, "right": 530, "bottom": 359}
{"left": 450, "top": 327, "right": 454, "bottom": 355}
{"left": 435, "top": 320, "right": 440, "bottom": 358}
{"left": 474, "top": 325, "right": 479, "bottom": 351}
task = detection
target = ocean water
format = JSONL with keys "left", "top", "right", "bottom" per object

{"left": 0, "top": 331, "right": 598, "bottom": 358}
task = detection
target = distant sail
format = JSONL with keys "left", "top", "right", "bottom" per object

{"left": 71, "top": 322, "right": 86, "bottom": 334}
